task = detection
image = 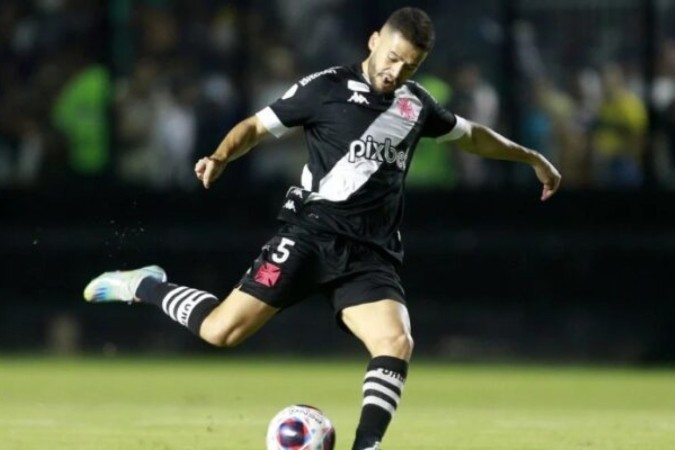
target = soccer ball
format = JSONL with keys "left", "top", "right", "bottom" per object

{"left": 266, "top": 404, "right": 336, "bottom": 450}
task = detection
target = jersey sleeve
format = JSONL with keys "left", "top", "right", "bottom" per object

{"left": 256, "top": 68, "right": 337, "bottom": 138}
{"left": 413, "top": 82, "right": 470, "bottom": 141}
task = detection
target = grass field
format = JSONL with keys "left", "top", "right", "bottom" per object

{"left": 1, "top": 356, "right": 674, "bottom": 449}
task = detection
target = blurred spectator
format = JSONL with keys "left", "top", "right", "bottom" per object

{"left": 116, "top": 60, "right": 199, "bottom": 190}
{"left": 652, "top": 39, "right": 675, "bottom": 113}
{"left": 115, "top": 1, "right": 242, "bottom": 190}
{"left": 0, "top": 0, "right": 109, "bottom": 187}
{"left": 153, "top": 75, "right": 199, "bottom": 189}
{"left": 270, "top": 0, "right": 360, "bottom": 71}
{"left": 51, "top": 45, "right": 112, "bottom": 185}
{"left": 247, "top": 45, "right": 306, "bottom": 185}
{"left": 115, "top": 57, "right": 161, "bottom": 186}
{"left": 450, "top": 62, "right": 499, "bottom": 188}
{"left": 589, "top": 63, "right": 648, "bottom": 188}
{"left": 652, "top": 39, "right": 675, "bottom": 188}
{"left": 513, "top": 20, "right": 546, "bottom": 79}
{"left": 517, "top": 76, "right": 587, "bottom": 188}
{"left": 564, "top": 68, "right": 603, "bottom": 188}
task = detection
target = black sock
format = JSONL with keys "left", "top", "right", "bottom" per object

{"left": 136, "top": 277, "right": 220, "bottom": 335}
{"left": 351, "top": 356, "right": 408, "bottom": 450}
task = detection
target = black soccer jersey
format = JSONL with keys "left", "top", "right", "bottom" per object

{"left": 256, "top": 63, "right": 465, "bottom": 263}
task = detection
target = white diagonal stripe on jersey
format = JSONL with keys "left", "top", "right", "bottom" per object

{"left": 175, "top": 292, "right": 216, "bottom": 326}
{"left": 311, "top": 85, "right": 422, "bottom": 202}
{"left": 364, "top": 369, "right": 405, "bottom": 391}
{"left": 162, "top": 287, "right": 189, "bottom": 317}
{"left": 301, "top": 164, "right": 313, "bottom": 190}
{"left": 362, "top": 381, "right": 401, "bottom": 403}
{"left": 363, "top": 396, "right": 396, "bottom": 415}
{"left": 167, "top": 288, "right": 199, "bottom": 321}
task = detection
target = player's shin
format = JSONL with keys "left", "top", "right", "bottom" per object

{"left": 136, "top": 277, "right": 220, "bottom": 336}
{"left": 351, "top": 356, "right": 408, "bottom": 450}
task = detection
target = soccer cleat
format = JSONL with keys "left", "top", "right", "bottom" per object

{"left": 83, "top": 265, "right": 167, "bottom": 303}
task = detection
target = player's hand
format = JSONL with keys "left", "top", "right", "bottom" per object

{"left": 195, "top": 156, "right": 227, "bottom": 189}
{"left": 532, "top": 155, "right": 561, "bottom": 201}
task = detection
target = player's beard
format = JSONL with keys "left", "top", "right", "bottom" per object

{"left": 367, "top": 58, "right": 398, "bottom": 94}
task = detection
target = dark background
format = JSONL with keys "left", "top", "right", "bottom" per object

{"left": 1, "top": 0, "right": 674, "bottom": 363}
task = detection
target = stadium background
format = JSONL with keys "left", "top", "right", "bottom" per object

{"left": 1, "top": 0, "right": 674, "bottom": 364}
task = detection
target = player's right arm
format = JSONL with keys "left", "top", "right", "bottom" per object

{"left": 195, "top": 115, "right": 270, "bottom": 189}
{"left": 196, "top": 68, "right": 335, "bottom": 189}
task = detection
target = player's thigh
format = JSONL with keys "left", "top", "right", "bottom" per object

{"left": 341, "top": 299, "right": 413, "bottom": 360}
{"left": 200, "top": 287, "right": 278, "bottom": 347}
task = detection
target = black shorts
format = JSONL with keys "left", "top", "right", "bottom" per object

{"left": 237, "top": 223, "right": 406, "bottom": 327}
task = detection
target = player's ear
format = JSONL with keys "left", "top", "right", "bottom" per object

{"left": 368, "top": 31, "right": 380, "bottom": 52}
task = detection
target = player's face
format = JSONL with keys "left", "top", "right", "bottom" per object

{"left": 365, "top": 27, "right": 428, "bottom": 94}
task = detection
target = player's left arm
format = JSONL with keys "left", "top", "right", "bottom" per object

{"left": 413, "top": 81, "right": 561, "bottom": 201}
{"left": 448, "top": 119, "right": 562, "bottom": 201}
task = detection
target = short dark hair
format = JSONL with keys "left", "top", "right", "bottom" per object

{"left": 384, "top": 7, "right": 435, "bottom": 52}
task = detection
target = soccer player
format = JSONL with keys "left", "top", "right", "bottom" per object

{"left": 84, "top": 7, "right": 561, "bottom": 450}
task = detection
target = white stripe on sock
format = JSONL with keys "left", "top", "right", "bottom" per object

{"left": 168, "top": 288, "right": 198, "bottom": 321}
{"left": 363, "top": 396, "right": 395, "bottom": 415}
{"left": 170, "top": 289, "right": 201, "bottom": 321}
{"left": 362, "top": 381, "right": 401, "bottom": 404}
{"left": 162, "top": 287, "right": 189, "bottom": 316}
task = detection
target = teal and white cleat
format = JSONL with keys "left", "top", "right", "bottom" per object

{"left": 83, "top": 265, "right": 167, "bottom": 303}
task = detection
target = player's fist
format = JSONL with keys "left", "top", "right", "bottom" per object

{"left": 195, "top": 156, "right": 227, "bottom": 189}
{"left": 532, "top": 156, "right": 561, "bottom": 201}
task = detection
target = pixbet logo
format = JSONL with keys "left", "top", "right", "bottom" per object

{"left": 348, "top": 136, "right": 409, "bottom": 171}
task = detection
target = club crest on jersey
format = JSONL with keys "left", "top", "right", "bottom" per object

{"left": 348, "top": 136, "right": 409, "bottom": 171}
{"left": 397, "top": 97, "right": 415, "bottom": 120}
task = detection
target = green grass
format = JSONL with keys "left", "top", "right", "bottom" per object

{"left": 0, "top": 357, "right": 674, "bottom": 449}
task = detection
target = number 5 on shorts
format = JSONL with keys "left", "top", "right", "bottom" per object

{"left": 271, "top": 238, "right": 295, "bottom": 264}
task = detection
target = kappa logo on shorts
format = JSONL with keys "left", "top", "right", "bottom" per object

{"left": 283, "top": 200, "right": 297, "bottom": 212}
{"left": 254, "top": 262, "right": 282, "bottom": 287}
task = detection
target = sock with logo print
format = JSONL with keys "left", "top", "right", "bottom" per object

{"left": 351, "top": 356, "right": 408, "bottom": 450}
{"left": 136, "top": 277, "right": 220, "bottom": 336}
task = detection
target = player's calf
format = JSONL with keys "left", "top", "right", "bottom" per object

{"left": 84, "top": 266, "right": 221, "bottom": 337}
{"left": 352, "top": 355, "right": 409, "bottom": 450}
{"left": 135, "top": 276, "right": 221, "bottom": 336}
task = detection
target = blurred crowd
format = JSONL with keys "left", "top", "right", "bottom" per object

{"left": 1, "top": 0, "right": 673, "bottom": 191}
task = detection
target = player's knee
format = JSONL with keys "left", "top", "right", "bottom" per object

{"left": 201, "top": 328, "right": 244, "bottom": 348}
{"left": 370, "top": 332, "right": 414, "bottom": 360}
{"left": 199, "top": 318, "right": 244, "bottom": 348}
